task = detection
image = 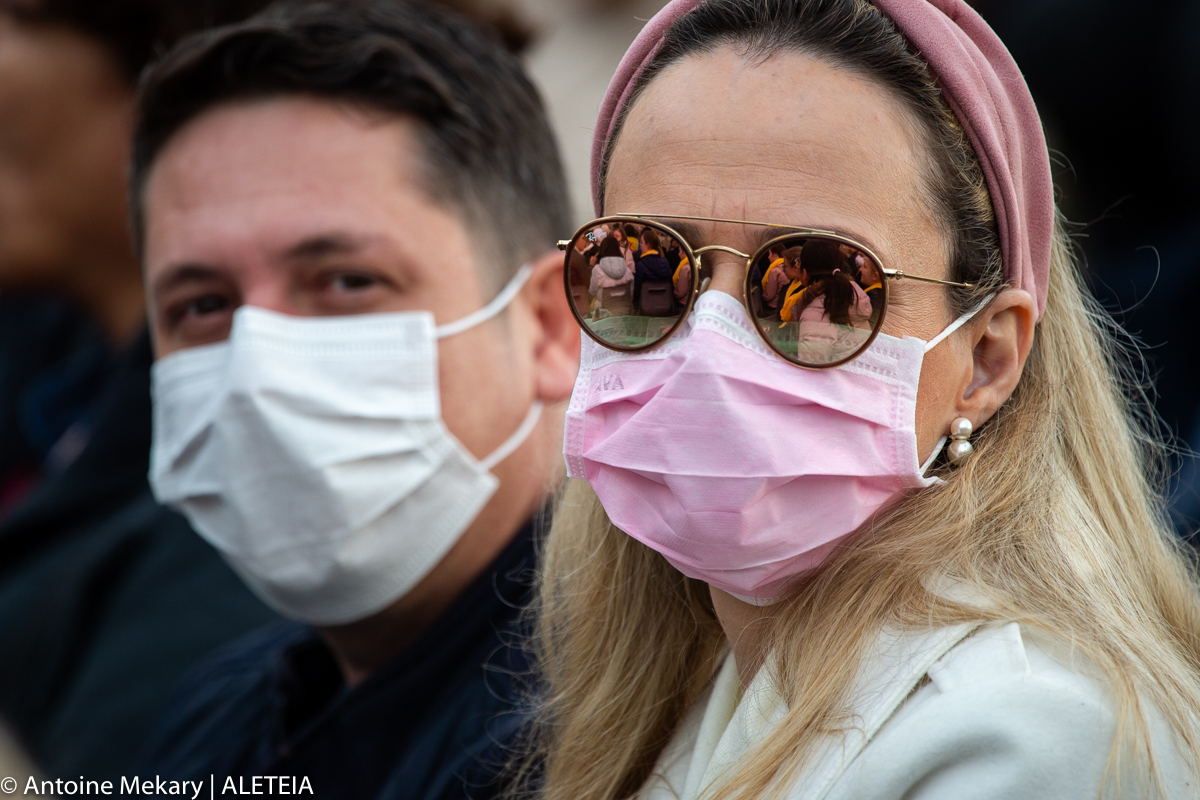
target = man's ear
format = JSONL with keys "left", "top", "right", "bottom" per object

{"left": 953, "top": 287, "right": 1037, "bottom": 428}
{"left": 521, "top": 249, "right": 581, "bottom": 404}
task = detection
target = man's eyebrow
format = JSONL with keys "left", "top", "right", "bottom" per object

{"left": 152, "top": 264, "right": 224, "bottom": 298}
{"left": 283, "top": 233, "right": 381, "bottom": 260}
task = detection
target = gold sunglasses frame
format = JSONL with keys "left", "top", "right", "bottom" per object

{"left": 560, "top": 214, "right": 974, "bottom": 369}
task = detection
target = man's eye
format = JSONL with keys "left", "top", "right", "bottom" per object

{"left": 329, "top": 273, "right": 378, "bottom": 292}
{"left": 184, "top": 295, "right": 232, "bottom": 317}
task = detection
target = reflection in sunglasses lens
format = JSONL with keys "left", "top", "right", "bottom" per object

{"left": 750, "top": 236, "right": 884, "bottom": 367}
{"left": 566, "top": 223, "right": 691, "bottom": 350}
{"left": 566, "top": 224, "right": 886, "bottom": 366}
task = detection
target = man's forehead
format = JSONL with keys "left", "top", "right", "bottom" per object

{"left": 148, "top": 97, "right": 421, "bottom": 197}
{"left": 142, "top": 98, "right": 451, "bottom": 264}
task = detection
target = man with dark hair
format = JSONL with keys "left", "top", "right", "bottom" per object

{"left": 0, "top": 0, "right": 281, "bottom": 782}
{"left": 133, "top": 3, "right": 579, "bottom": 799}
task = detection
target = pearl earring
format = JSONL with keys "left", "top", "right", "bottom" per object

{"left": 947, "top": 417, "right": 974, "bottom": 464}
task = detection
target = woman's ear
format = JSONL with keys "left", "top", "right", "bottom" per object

{"left": 953, "top": 288, "right": 1037, "bottom": 427}
{"left": 523, "top": 249, "right": 581, "bottom": 405}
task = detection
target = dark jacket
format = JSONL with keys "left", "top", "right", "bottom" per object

{"left": 0, "top": 299, "right": 106, "bottom": 517}
{"left": 139, "top": 522, "right": 540, "bottom": 800}
{"left": 633, "top": 251, "right": 673, "bottom": 303}
{"left": 0, "top": 314, "right": 276, "bottom": 781}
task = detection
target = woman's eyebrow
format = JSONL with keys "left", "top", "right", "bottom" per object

{"left": 646, "top": 216, "right": 885, "bottom": 260}
{"left": 749, "top": 227, "right": 797, "bottom": 251}
{"left": 652, "top": 219, "right": 783, "bottom": 252}
{"left": 662, "top": 219, "right": 706, "bottom": 246}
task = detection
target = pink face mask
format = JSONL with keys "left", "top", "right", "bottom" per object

{"left": 564, "top": 290, "right": 984, "bottom": 601}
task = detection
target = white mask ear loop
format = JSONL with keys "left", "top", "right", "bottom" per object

{"left": 432, "top": 263, "right": 542, "bottom": 472}
{"left": 919, "top": 436, "right": 948, "bottom": 477}
{"left": 436, "top": 263, "right": 534, "bottom": 339}
{"left": 480, "top": 401, "right": 543, "bottom": 471}
{"left": 923, "top": 292, "right": 998, "bottom": 353}
{"left": 917, "top": 293, "right": 996, "bottom": 477}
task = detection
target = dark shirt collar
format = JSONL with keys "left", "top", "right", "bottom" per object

{"left": 265, "top": 519, "right": 539, "bottom": 798}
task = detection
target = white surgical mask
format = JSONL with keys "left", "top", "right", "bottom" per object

{"left": 150, "top": 265, "right": 541, "bottom": 625}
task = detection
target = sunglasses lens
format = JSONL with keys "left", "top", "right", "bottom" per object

{"left": 566, "top": 222, "right": 691, "bottom": 350}
{"left": 747, "top": 236, "right": 885, "bottom": 367}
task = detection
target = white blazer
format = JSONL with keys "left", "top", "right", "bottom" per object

{"left": 640, "top": 622, "right": 1193, "bottom": 799}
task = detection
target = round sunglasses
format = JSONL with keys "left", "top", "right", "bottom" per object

{"left": 560, "top": 214, "right": 974, "bottom": 369}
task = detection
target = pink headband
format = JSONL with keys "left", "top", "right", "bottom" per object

{"left": 591, "top": 0, "right": 1053, "bottom": 319}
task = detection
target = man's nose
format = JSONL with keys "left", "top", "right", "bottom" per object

{"left": 240, "top": 282, "right": 303, "bottom": 316}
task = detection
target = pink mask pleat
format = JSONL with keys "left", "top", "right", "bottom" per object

{"left": 564, "top": 291, "right": 943, "bottom": 599}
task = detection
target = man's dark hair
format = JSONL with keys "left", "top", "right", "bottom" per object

{"left": 2, "top": 0, "right": 276, "bottom": 82}
{"left": 2, "top": 0, "right": 532, "bottom": 84}
{"left": 131, "top": 0, "right": 569, "bottom": 286}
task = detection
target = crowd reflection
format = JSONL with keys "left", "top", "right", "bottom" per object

{"left": 568, "top": 223, "right": 884, "bottom": 364}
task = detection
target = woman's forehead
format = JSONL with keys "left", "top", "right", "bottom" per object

{"left": 604, "top": 46, "right": 946, "bottom": 279}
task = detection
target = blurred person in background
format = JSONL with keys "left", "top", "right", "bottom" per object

{"left": 776, "top": 248, "right": 805, "bottom": 324}
{"left": 568, "top": 232, "right": 598, "bottom": 310}
{"left": 590, "top": 236, "right": 634, "bottom": 317}
{"left": 630, "top": 228, "right": 671, "bottom": 311}
{"left": 759, "top": 243, "right": 790, "bottom": 318}
{"left": 131, "top": 2, "right": 578, "bottom": 798}
{"left": 791, "top": 239, "right": 872, "bottom": 341}
{"left": 0, "top": 0, "right": 281, "bottom": 781}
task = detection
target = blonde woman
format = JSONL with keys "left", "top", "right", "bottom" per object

{"left": 530, "top": 0, "right": 1200, "bottom": 798}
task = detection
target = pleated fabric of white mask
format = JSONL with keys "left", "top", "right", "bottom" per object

{"left": 150, "top": 266, "right": 541, "bottom": 625}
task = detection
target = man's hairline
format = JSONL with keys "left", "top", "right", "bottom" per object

{"left": 135, "top": 91, "right": 502, "bottom": 282}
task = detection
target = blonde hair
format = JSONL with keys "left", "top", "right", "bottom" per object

{"left": 517, "top": 1, "right": 1200, "bottom": 798}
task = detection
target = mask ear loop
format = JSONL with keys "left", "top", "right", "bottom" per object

{"left": 432, "top": 262, "right": 542, "bottom": 471}
{"left": 728, "top": 591, "right": 786, "bottom": 607}
{"left": 436, "top": 263, "right": 534, "bottom": 339}
{"left": 480, "top": 401, "right": 544, "bottom": 471}
{"left": 916, "top": 293, "right": 996, "bottom": 478}
{"left": 923, "top": 292, "right": 998, "bottom": 353}
{"left": 919, "top": 437, "right": 948, "bottom": 478}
